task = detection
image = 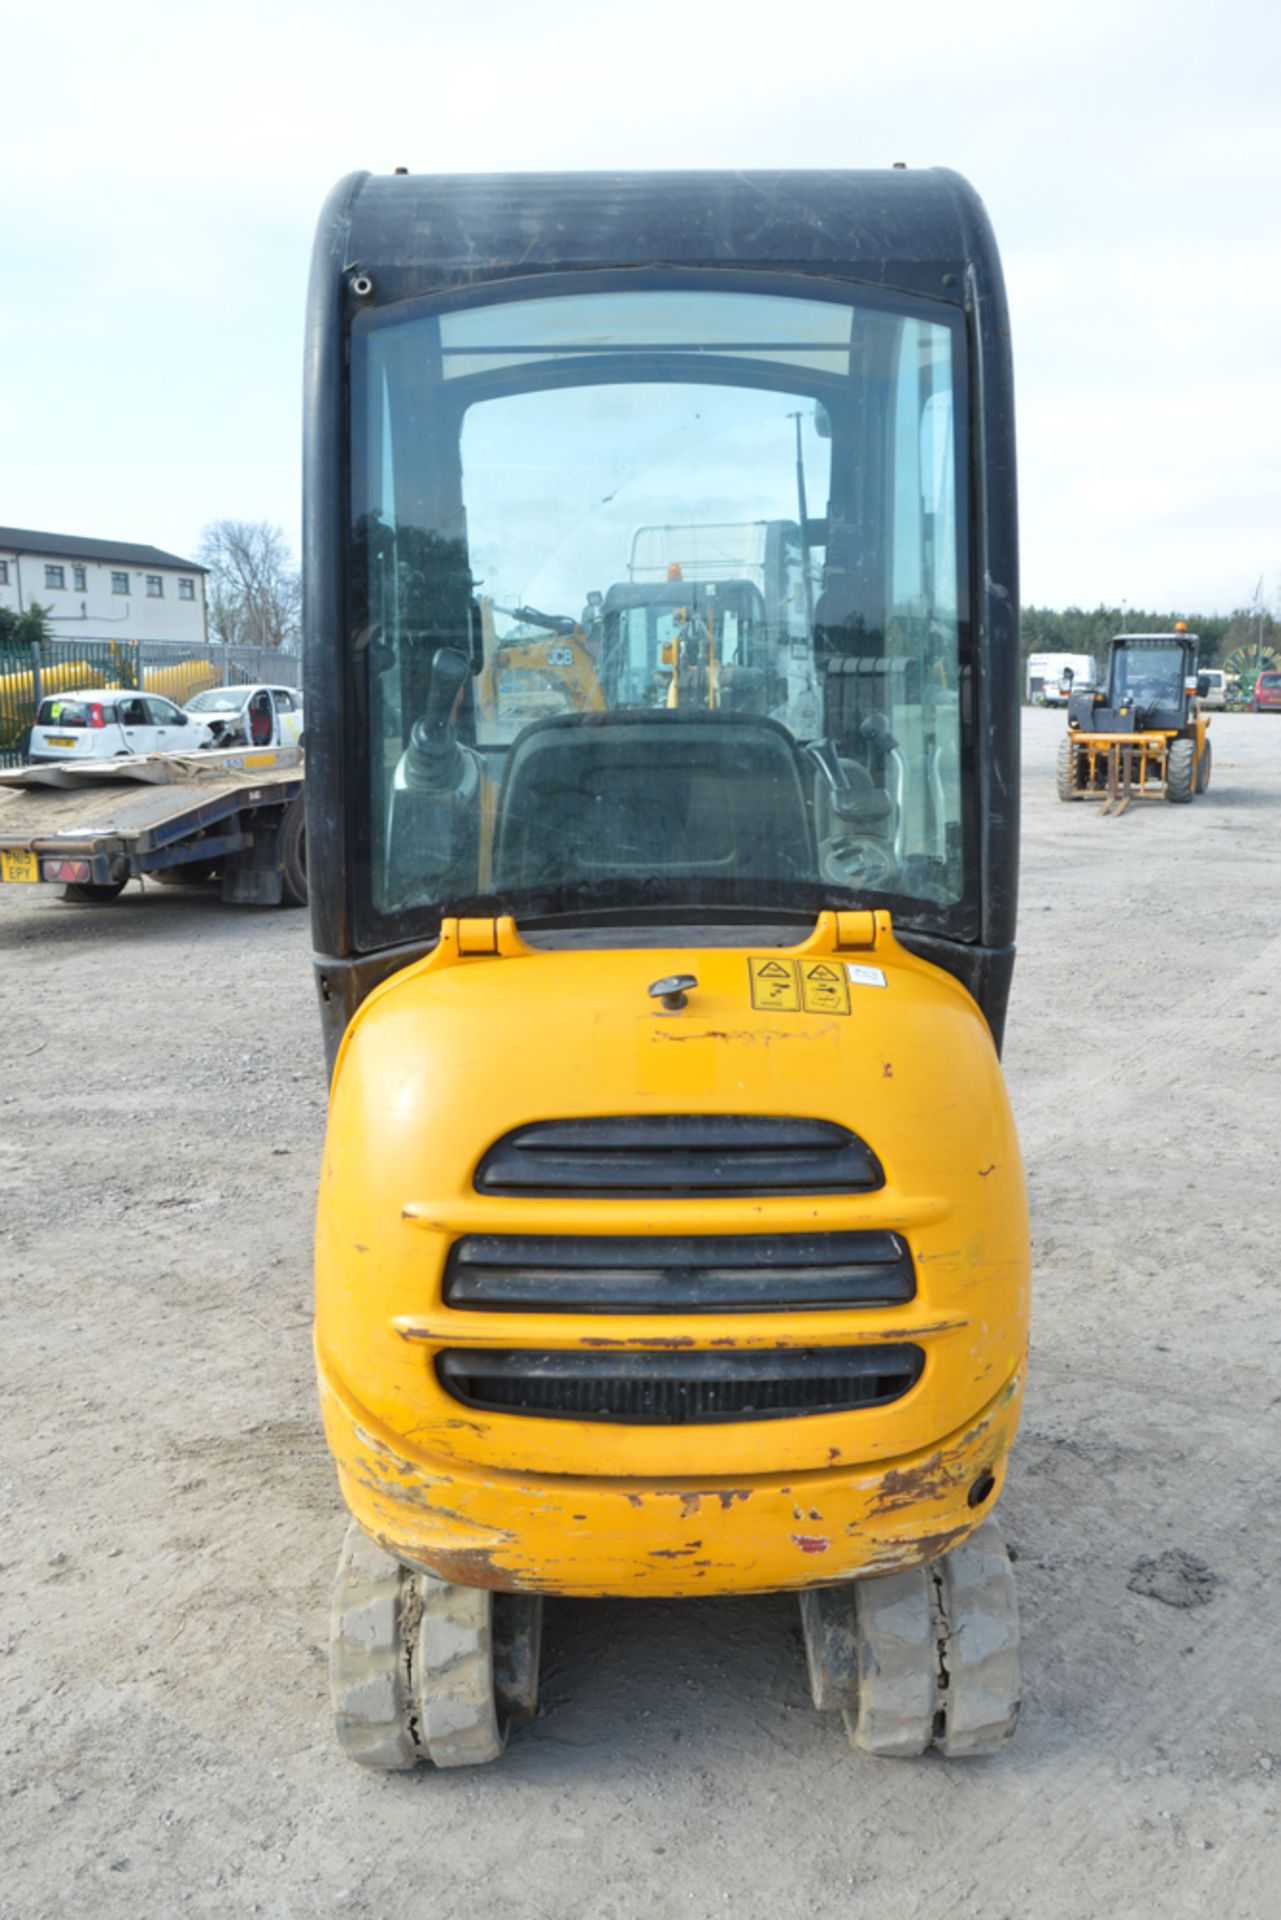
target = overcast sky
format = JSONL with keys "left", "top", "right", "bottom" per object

{"left": 3, "top": 0, "right": 1277, "bottom": 615}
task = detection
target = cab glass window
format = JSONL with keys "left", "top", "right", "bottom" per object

{"left": 350, "top": 279, "right": 971, "bottom": 946}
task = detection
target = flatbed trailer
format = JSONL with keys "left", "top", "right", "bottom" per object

{"left": 0, "top": 745, "right": 306, "bottom": 905}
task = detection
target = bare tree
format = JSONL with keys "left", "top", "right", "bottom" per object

{"left": 199, "top": 520, "right": 301, "bottom": 651}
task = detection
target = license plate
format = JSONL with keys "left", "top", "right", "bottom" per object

{"left": 0, "top": 850, "right": 38, "bottom": 883}
{"left": 45, "top": 736, "right": 76, "bottom": 748}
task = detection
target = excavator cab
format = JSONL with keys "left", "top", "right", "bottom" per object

{"left": 304, "top": 169, "right": 1027, "bottom": 1770}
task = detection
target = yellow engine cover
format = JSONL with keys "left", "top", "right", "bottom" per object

{"left": 314, "top": 913, "right": 1030, "bottom": 1596}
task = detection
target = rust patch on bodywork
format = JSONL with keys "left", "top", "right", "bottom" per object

{"left": 350, "top": 1466, "right": 507, "bottom": 1538}
{"left": 650, "top": 1488, "right": 751, "bottom": 1519}
{"left": 655, "top": 1491, "right": 703, "bottom": 1519}
{"left": 852, "top": 1524, "right": 971, "bottom": 1573}
{"left": 654, "top": 1028, "right": 735, "bottom": 1042}
{"left": 652, "top": 1025, "right": 835, "bottom": 1048}
{"left": 869, "top": 1415, "right": 1001, "bottom": 1517}
{"left": 792, "top": 1534, "right": 830, "bottom": 1554}
{"left": 580, "top": 1335, "right": 696, "bottom": 1350}
{"left": 396, "top": 1541, "right": 516, "bottom": 1591}
{"left": 649, "top": 1542, "right": 705, "bottom": 1559}
{"left": 870, "top": 1458, "right": 963, "bottom": 1512}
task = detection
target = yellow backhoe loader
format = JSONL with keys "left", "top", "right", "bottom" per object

{"left": 476, "top": 600, "right": 606, "bottom": 736}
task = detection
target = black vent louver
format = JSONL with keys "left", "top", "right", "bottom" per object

{"left": 436, "top": 1345, "right": 924, "bottom": 1424}
{"left": 475, "top": 1116, "right": 883, "bottom": 1198}
{"left": 444, "top": 1231, "right": 914, "bottom": 1314}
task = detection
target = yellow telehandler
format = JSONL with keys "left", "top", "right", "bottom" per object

{"left": 303, "top": 167, "right": 1029, "bottom": 1766}
{"left": 1058, "top": 626, "right": 1212, "bottom": 813}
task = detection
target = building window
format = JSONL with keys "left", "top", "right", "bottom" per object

{"left": 45, "top": 564, "right": 65, "bottom": 589}
{"left": 0, "top": 561, "right": 8, "bottom": 584}
{"left": 112, "top": 571, "right": 129, "bottom": 594}
{"left": 72, "top": 564, "right": 87, "bottom": 591}
{"left": 146, "top": 574, "right": 163, "bottom": 597}
{"left": 178, "top": 577, "right": 195, "bottom": 601}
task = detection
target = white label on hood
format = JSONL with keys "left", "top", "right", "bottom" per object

{"left": 845, "top": 964, "right": 887, "bottom": 988}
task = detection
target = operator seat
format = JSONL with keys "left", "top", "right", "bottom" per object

{"left": 491, "top": 710, "right": 817, "bottom": 897}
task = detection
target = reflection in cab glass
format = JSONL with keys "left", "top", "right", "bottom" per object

{"left": 349, "top": 284, "right": 970, "bottom": 943}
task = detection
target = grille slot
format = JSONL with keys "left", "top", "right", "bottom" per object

{"left": 444, "top": 1231, "right": 914, "bottom": 1314}
{"left": 437, "top": 1345, "right": 924, "bottom": 1424}
{"left": 474, "top": 1116, "right": 883, "bottom": 1197}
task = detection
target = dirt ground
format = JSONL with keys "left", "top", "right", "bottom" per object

{"left": 1, "top": 709, "right": 1278, "bottom": 1920}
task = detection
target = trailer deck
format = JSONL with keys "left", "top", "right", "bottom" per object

{"left": 0, "top": 745, "right": 305, "bottom": 900}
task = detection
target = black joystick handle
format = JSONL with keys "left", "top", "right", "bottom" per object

{"left": 405, "top": 647, "right": 471, "bottom": 791}
{"left": 421, "top": 647, "right": 470, "bottom": 738}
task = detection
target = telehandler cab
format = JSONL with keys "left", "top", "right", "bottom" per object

{"left": 304, "top": 168, "right": 1029, "bottom": 1768}
{"left": 1058, "top": 627, "right": 1212, "bottom": 813}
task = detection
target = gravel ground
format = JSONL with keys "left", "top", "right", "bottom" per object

{"left": 1, "top": 709, "right": 1278, "bottom": 1919}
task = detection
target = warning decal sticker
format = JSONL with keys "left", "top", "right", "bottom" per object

{"left": 748, "top": 958, "right": 850, "bottom": 1015}
{"left": 800, "top": 961, "right": 850, "bottom": 1015}
{"left": 748, "top": 958, "right": 801, "bottom": 1011}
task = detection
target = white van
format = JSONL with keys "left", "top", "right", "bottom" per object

{"left": 1026, "top": 653, "right": 1098, "bottom": 707}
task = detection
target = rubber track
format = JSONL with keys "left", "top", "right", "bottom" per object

{"left": 414, "top": 1571, "right": 504, "bottom": 1767}
{"left": 843, "top": 1518, "right": 1020, "bottom": 1758}
{"left": 328, "top": 1521, "right": 505, "bottom": 1770}
{"left": 846, "top": 1566, "right": 937, "bottom": 1755}
{"left": 329, "top": 1521, "right": 420, "bottom": 1770}
{"left": 932, "top": 1519, "right": 1021, "bottom": 1757}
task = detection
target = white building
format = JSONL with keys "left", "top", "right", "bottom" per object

{"left": 0, "top": 525, "right": 208, "bottom": 646}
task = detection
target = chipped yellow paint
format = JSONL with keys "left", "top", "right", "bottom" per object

{"left": 318, "top": 1360, "right": 1024, "bottom": 1596}
{"left": 315, "top": 911, "right": 1031, "bottom": 1594}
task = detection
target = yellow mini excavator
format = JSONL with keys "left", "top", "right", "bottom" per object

{"left": 303, "top": 168, "right": 1029, "bottom": 1767}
